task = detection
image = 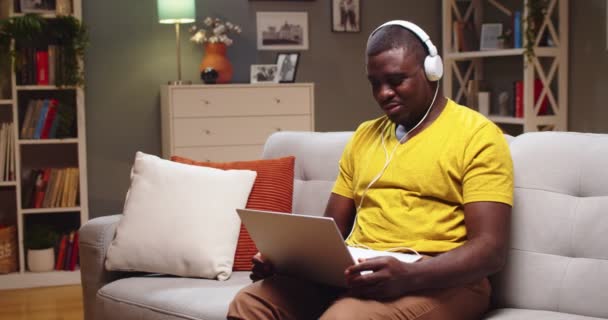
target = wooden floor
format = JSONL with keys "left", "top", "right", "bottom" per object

{"left": 0, "top": 285, "right": 83, "bottom": 320}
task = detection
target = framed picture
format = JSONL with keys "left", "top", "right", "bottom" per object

{"left": 250, "top": 64, "right": 280, "bottom": 84}
{"left": 257, "top": 12, "right": 309, "bottom": 51}
{"left": 275, "top": 53, "right": 300, "bottom": 83}
{"left": 331, "top": 0, "right": 360, "bottom": 33}
{"left": 20, "top": 0, "right": 56, "bottom": 13}
{"left": 480, "top": 23, "right": 503, "bottom": 51}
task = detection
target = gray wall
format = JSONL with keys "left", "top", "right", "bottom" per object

{"left": 569, "top": 0, "right": 608, "bottom": 132}
{"left": 83, "top": 0, "right": 606, "bottom": 218}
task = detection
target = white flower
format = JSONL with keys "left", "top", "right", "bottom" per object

{"left": 213, "top": 24, "right": 226, "bottom": 36}
{"left": 190, "top": 30, "right": 205, "bottom": 44}
{"left": 189, "top": 17, "right": 241, "bottom": 46}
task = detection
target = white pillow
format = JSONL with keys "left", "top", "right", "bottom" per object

{"left": 105, "top": 151, "right": 257, "bottom": 280}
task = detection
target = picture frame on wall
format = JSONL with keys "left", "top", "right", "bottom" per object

{"left": 257, "top": 12, "right": 309, "bottom": 50}
{"left": 19, "top": 0, "right": 56, "bottom": 13}
{"left": 250, "top": 64, "right": 280, "bottom": 84}
{"left": 331, "top": 0, "right": 360, "bottom": 33}
{"left": 275, "top": 52, "right": 300, "bottom": 83}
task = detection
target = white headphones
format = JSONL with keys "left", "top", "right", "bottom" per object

{"left": 369, "top": 20, "right": 443, "bottom": 82}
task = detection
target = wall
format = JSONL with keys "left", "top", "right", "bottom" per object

{"left": 568, "top": 0, "right": 608, "bottom": 132}
{"left": 84, "top": 0, "right": 608, "bottom": 218}
{"left": 83, "top": 0, "right": 441, "bottom": 218}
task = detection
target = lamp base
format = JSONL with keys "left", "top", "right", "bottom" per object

{"left": 167, "top": 80, "right": 192, "bottom": 85}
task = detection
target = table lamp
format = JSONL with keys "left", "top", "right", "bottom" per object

{"left": 157, "top": 0, "right": 195, "bottom": 85}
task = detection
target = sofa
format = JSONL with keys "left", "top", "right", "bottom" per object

{"left": 80, "top": 131, "right": 608, "bottom": 320}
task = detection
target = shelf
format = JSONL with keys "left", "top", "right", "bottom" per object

{"left": 445, "top": 47, "right": 559, "bottom": 61}
{"left": 19, "top": 138, "right": 78, "bottom": 145}
{"left": 0, "top": 181, "right": 17, "bottom": 187}
{"left": 21, "top": 207, "right": 81, "bottom": 215}
{"left": 16, "top": 85, "right": 77, "bottom": 91}
{"left": 487, "top": 115, "right": 525, "bottom": 125}
{"left": 0, "top": 270, "right": 81, "bottom": 290}
{"left": 0, "top": 99, "right": 13, "bottom": 105}
{"left": 11, "top": 12, "right": 58, "bottom": 18}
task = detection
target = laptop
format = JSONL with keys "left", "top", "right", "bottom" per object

{"left": 236, "top": 208, "right": 421, "bottom": 287}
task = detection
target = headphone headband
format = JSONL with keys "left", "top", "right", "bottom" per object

{"left": 369, "top": 20, "right": 438, "bottom": 57}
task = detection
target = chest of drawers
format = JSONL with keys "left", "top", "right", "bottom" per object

{"left": 160, "top": 83, "right": 315, "bottom": 162}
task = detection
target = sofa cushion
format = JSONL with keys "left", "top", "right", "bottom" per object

{"left": 484, "top": 308, "right": 605, "bottom": 320}
{"left": 491, "top": 132, "right": 608, "bottom": 319}
{"left": 171, "top": 155, "right": 295, "bottom": 271}
{"left": 97, "top": 272, "right": 252, "bottom": 320}
{"left": 262, "top": 131, "right": 353, "bottom": 215}
{"left": 105, "top": 152, "right": 257, "bottom": 280}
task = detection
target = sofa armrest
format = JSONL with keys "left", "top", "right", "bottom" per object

{"left": 79, "top": 214, "right": 133, "bottom": 320}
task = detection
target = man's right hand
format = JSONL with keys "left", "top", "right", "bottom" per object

{"left": 250, "top": 252, "right": 274, "bottom": 282}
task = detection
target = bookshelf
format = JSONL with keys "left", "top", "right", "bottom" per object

{"left": 442, "top": 0, "right": 568, "bottom": 134}
{"left": 0, "top": 0, "right": 87, "bottom": 289}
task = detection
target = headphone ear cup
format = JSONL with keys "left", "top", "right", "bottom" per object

{"left": 424, "top": 55, "right": 444, "bottom": 82}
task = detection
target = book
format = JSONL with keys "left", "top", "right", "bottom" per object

{"left": 68, "top": 231, "right": 79, "bottom": 271}
{"left": 36, "top": 50, "right": 50, "bottom": 85}
{"left": 33, "top": 100, "right": 50, "bottom": 139}
{"left": 20, "top": 100, "right": 36, "bottom": 138}
{"left": 55, "top": 234, "right": 68, "bottom": 270}
{"left": 534, "top": 79, "right": 549, "bottom": 115}
{"left": 64, "top": 231, "right": 75, "bottom": 270}
{"left": 514, "top": 80, "right": 523, "bottom": 118}
{"left": 40, "top": 100, "right": 58, "bottom": 139}
{"left": 513, "top": 11, "right": 522, "bottom": 48}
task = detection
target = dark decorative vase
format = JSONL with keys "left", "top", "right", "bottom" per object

{"left": 201, "top": 67, "right": 219, "bottom": 84}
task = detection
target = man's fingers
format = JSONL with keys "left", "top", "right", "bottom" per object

{"left": 345, "top": 257, "right": 387, "bottom": 275}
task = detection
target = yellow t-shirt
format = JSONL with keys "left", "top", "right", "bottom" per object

{"left": 332, "top": 99, "right": 513, "bottom": 254}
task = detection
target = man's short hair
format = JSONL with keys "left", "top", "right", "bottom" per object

{"left": 366, "top": 25, "right": 428, "bottom": 65}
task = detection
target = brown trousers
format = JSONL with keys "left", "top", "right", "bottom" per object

{"left": 227, "top": 275, "right": 491, "bottom": 320}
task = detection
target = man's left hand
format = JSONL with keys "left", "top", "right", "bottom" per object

{"left": 344, "top": 256, "right": 418, "bottom": 300}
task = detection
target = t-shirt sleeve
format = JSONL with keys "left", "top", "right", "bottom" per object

{"left": 462, "top": 123, "right": 514, "bottom": 205}
{"left": 332, "top": 134, "right": 356, "bottom": 199}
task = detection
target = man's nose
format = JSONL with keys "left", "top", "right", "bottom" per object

{"left": 377, "top": 84, "right": 395, "bottom": 101}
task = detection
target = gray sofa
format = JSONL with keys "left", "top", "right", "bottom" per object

{"left": 80, "top": 131, "right": 608, "bottom": 320}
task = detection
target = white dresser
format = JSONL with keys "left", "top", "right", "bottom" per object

{"left": 160, "top": 83, "right": 314, "bottom": 162}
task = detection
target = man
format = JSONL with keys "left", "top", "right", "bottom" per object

{"left": 228, "top": 20, "right": 513, "bottom": 320}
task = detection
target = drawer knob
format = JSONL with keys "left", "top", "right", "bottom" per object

{"left": 201, "top": 99, "right": 210, "bottom": 105}
{"left": 274, "top": 98, "right": 281, "bottom": 104}
{"left": 276, "top": 128, "right": 282, "bottom": 132}
{"left": 203, "top": 129, "right": 211, "bottom": 135}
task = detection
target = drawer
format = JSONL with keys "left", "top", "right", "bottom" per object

{"left": 171, "top": 86, "right": 311, "bottom": 117}
{"left": 173, "top": 115, "right": 311, "bottom": 147}
{"left": 173, "top": 145, "right": 264, "bottom": 162}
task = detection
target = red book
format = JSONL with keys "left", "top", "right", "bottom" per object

{"left": 36, "top": 50, "right": 49, "bottom": 85}
{"left": 68, "top": 231, "right": 79, "bottom": 271}
{"left": 534, "top": 79, "right": 549, "bottom": 115}
{"left": 40, "top": 100, "right": 58, "bottom": 139}
{"left": 55, "top": 234, "right": 68, "bottom": 270}
{"left": 33, "top": 168, "right": 51, "bottom": 208}
{"left": 514, "top": 81, "right": 523, "bottom": 118}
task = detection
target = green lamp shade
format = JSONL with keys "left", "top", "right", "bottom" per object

{"left": 157, "top": 0, "right": 195, "bottom": 24}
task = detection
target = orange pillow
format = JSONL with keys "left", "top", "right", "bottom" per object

{"left": 171, "top": 155, "right": 294, "bottom": 271}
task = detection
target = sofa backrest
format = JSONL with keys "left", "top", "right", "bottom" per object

{"left": 262, "top": 131, "right": 353, "bottom": 216}
{"left": 491, "top": 132, "right": 608, "bottom": 318}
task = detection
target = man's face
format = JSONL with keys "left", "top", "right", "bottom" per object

{"left": 366, "top": 47, "right": 433, "bottom": 128}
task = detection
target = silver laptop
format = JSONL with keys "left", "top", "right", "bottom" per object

{"left": 236, "top": 208, "right": 420, "bottom": 287}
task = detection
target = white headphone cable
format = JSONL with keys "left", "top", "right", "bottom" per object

{"left": 355, "top": 84, "right": 439, "bottom": 213}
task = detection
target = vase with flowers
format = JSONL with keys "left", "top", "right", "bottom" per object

{"left": 190, "top": 17, "right": 241, "bottom": 84}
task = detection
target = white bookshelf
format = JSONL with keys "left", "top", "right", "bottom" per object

{"left": 0, "top": 0, "right": 88, "bottom": 289}
{"left": 442, "top": 0, "right": 568, "bottom": 133}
